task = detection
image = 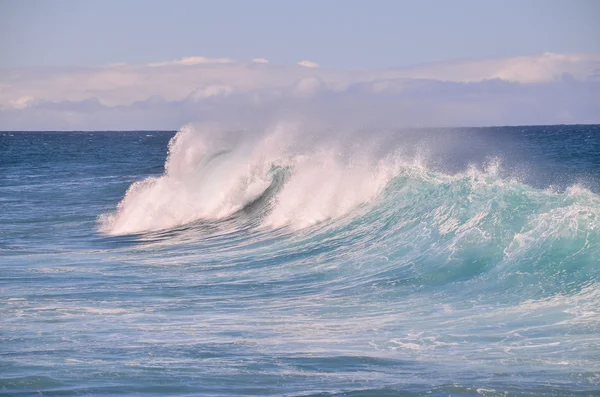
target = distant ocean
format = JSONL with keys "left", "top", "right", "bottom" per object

{"left": 2, "top": 124, "right": 599, "bottom": 396}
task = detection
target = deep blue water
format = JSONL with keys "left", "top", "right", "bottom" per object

{"left": 1, "top": 125, "right": 600, "bottom": 396}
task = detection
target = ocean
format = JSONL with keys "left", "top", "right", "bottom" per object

{"left": 1, "top": 124, "right": 599, "bottom": 396}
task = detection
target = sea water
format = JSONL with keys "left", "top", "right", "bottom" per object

{"left": 1, "top": 124, "right": 599, "bottom": 396}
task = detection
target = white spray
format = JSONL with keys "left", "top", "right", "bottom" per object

{"left": 99, "top": 121, "right": 402, "bottom": 235}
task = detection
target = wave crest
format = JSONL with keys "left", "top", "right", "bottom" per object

{"left": 99, "top": 122, "right": 402, "bottom": 235}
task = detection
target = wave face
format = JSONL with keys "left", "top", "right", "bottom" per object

{"left": 99, "top": 123, "right": 403, "bottom": 234}
{"left": 2, "top": 126, "right": 600, "bottom": 396}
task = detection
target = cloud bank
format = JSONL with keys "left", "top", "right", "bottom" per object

{"left": 0, "top": 53, "right": 599, "bottom": 130}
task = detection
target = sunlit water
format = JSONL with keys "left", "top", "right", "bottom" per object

{"left": 2, "top": 124, "right": 600, "bottom": 396}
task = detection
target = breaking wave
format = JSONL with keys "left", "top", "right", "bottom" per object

{"left": 99, "top": 122, "right": 405, "bottom": 234}
{"left": 99, "top": 122, "right": 600, "bottom": 265}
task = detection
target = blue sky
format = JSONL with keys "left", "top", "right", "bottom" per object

{"left": 1, "top": 0, "right": 599, "bottom": 69}
{"left": 1, "top": 1, "right": 599, "bottom": 130}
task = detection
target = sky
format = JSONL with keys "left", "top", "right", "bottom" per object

{"left": 0, "top": 0, "right": 599, "bottom": 130}
{"left": 1, "top": 0, "right": 599, "bottom": 69}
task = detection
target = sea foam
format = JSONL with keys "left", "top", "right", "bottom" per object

{"left": 99, "top": 122, "right": 403, "bottom": 235}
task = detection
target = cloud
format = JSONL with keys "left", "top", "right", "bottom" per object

{"left": 297, "top": 60, "right": 320, "bottom": 69}
{"left": 187, "top": 85, "right": 234, "bottom": 102}
{"left": 9, "top": 96, "right": 35, "bottom": 109}
{"left": 148, "top": 56, "right": 233, "bottom": 67}
{"left": 0, "top": 53, "right": 599, "bottom": 130}
{"left": 393, "top": 52, "right": 600, "bottom": 83}
{"left": 291, "top": 77, "right": 325, "bottom": 98}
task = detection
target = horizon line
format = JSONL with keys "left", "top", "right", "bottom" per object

{"left": 1, "top": 122, "right": 599, "bottom": 133}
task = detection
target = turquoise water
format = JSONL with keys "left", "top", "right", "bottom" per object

{"left": 1, "top": 125, "right": 600, "bottom": 396}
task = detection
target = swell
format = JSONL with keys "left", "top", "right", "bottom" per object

{"left": 352, "top": 165, "right": 600, "bottom": 294}
{"left": 98, "top": 122, "right": 600, "bottom": 293}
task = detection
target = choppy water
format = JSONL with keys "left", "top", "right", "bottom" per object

{"left": 1, "top": 124, "right": 600, "bottom": 396}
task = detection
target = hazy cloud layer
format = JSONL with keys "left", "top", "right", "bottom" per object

{"left": 1, "top": 53, "right": 599, "bottom": 130}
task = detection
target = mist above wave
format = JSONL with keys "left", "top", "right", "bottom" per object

{"left": 99, "top": 122, "right": 403, "bottom": 235}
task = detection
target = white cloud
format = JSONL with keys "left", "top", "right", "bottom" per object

{"left": 8, "top": 96, "right": 35, "bottom": 109}
{"left": 297, "top": 60, "right": 320, "bottom": 69}
{"left": 148, "top": 56, "right": 233, "bottom": 67}
{"left": 291, "top": 77, "right": 325, "bottom": 98}
{"left": 392, "top": 52, "right": 600, "bottom": 83}
{"left": 0, "top": 53, "right": 599, "bottom": 130}
{"left": 187, "top": 85, "right": 234, "bottom": 101}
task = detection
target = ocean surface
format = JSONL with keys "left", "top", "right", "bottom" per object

{"left": 1, "top": 124, "right": 599, "bottom": 396}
